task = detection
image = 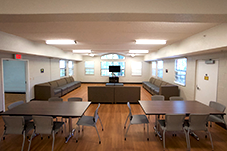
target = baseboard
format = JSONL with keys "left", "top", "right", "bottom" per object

{"left": 5, "top": 92, "right": 26, "bottom": 94}
{"left": 81, "top": 82, "right": 142, "bottom": 84}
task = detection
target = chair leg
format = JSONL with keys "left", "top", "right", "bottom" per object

{"left": 187, "top": 130, "right": 191, "bottom": 150}
{"left": 124, "top": 123, "right": 131, "bottom": 140}
{"left": 163, "top": 130, "right": 166, "bottom": 149}
{"left": 124, "top": 115, "right": 130, "bottom": 129}
{"left": 0, "top": 130, "right": 6, "bottom": 141}
{"left": 184, "top": 129, "right": 189, "bottom": 150}
{"left": 28, "top": 131, "right": 35, "bottom": 151}
{"left": 52, "top": 131, "right": 55, "bottom": 151}
{"left": 99, "top": 116, "right": 104, "bottom": 131}
{"left": 147, "top": 123, "right": 149, "bottom": 141}
{"left": 21, "top": 131, "right": 25, "bottom": 151}
{"left": 207, "top": 130, "right": 214, "bottom": 150}
{"left": 76, "top": 124, "right": 79, "bottom": 143}
{"left": 94, "top": 125, "right": 101, "bottom": 144}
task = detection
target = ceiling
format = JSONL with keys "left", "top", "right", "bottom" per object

{"left": 0, "top": 14, "right": 220, "bottom": 57}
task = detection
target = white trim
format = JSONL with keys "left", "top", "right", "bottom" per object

{"left": 1, "top": 58, "right": 30, "bottom": 111}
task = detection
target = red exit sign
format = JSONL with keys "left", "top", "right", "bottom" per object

{"left": 15, "top": 54, "right": 22, "bottom": 59}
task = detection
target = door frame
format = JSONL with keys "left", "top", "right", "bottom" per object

{"left": 1, "top": 58, "right": 30, "bottom": 112}
{"left": 194, "top": 59, "right": 219, "bottom": 104}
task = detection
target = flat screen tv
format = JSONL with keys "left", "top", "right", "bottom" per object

{"left": 109, "top": 66, "right": 120, "bottom": 72}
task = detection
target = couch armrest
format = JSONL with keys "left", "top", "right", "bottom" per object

{"left": 35, "top": 83, "right": 51, "bottom": 100}
{"left": 159, "top": 85, "right": 179, "bottom": 100}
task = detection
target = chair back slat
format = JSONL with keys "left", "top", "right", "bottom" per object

{"left": 2, "top": 116, "right": 25, "bottom": 134}
{"left": 169, "top": 96, "right": 184, "bottom": 101}
{"left": 7, "top": 101, "right": 24, "bottom": 110}
{"left": 151, "top": 95, "right": 165, "bottom": 101}
{"left": 188, "top": 114, "right": 209, "bottom": 131}
{"left": 33, "top": 116, "right": 53, "bottom": 134}
{"left": 127, "top": 102, "right": 132, "bottom": 120}
{"left": 48, "top": 97, "right": 63, "bottom": 101}
{"left": 165, "top": 114, "right": 185, "bottom": 131}
{"left": 94, "top": 103, "right": 101, "bottom": 123}
{"left": 68, "top": 97, "right": 82, "bottom": 101}
{"left": 209, "top": 101, "right": 226, "bottom": 112}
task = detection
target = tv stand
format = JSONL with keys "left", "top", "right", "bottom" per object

{"left": 109, "top": 77, "right": 119, "bottom": 83}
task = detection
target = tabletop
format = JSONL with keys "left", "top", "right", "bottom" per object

{"left": 139, "top": 100, "right": 226, "bottom": 115}
{"left": 1, "top": 101, "right": 91, "bottom": 118}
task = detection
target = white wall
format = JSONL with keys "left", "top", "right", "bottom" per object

{"left": 76, "top": 56, "right": 150, "bottom": 83}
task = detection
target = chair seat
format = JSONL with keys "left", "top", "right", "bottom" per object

{"left": 77, "top": 116, "right": 95, "bottom": 126}
{"left": 208, "top": 115, "right": 225, "bottom": 123}
{"left": 131, "top": 115, "right": 149, "bottom": 124}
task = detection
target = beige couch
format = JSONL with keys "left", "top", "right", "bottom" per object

{"left": 142, "top": 77, "right": 179, "bottom": 100}
{"left": 35, "top": 77, "right": 81, "bottom": 100}
{"left": 88, "top": 86, "right": 140, "bottom": 103}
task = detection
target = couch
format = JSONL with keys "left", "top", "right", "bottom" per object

{"left": 142, "top": 77, "right": 179, "bottom": 100}
{"left": 35, "top": 77, "right": 81, "bottom": 100}
{"left": 88, "top": 86, "right": 140, "bottom": 103}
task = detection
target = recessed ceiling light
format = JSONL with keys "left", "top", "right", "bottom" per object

{"left": 89, "top": 54, "right": 95, "bottom": 57}
{"left": 135, "top": 39, "right": 166, "bottom": 45}
{"left": 129, "top": 50, "right": 149, "bottom": 53}
{"left": 72, "top": 50, "right": 91, "bottom": 53}
{"left": 130, "top": 54, "right": 136, "bottom": 57}
{"left": 46, "top": 40, "right": 76, "bottom": 45}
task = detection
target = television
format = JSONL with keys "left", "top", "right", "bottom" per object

{"left": 109, "top": 66, "right": 120, "bottom": 72}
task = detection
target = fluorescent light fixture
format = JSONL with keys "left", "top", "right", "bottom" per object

{"left": 129, "top": 50, "right": 149, "bottom": 53}
{"left": 89, "top": 54, "right": 95, "bottom": 57}
{"left": 46, "top": 40, "right": 76, "bottom": 45}
{"left": 135, "top": 39, "right": 166, "bottom": 45}
{"left": 72, "top": 50, "right": 91, "bottom": 53}
{"left": 130, "top": 54, "right": 135, "bottom": 57}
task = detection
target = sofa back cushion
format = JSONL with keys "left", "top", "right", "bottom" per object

{"left": 154, "top": 79, "right": 163, "bottom": 87}
{"left": 69, "top": 76, "right": 74, "bottom": 82}
{"left": 149, "top": 77, "right": 156, "bottom": 84}
{"left": 65, "top": 77, "right": 71, "bottom": 83}
{"left": 49, "top": 81, "right": 58, "bottom": 88}
{"left": 88, "top": 86, "right": 114, "bottom": 103}
{"left": 57, "top": 79, "right": 67, "bottom": 86}
{"left": 114, "top": 86, "right": 140, "bottom": 103}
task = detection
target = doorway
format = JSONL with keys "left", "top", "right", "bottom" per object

{"left": 1, "top": 59, "right": 30, "bottom": 111}
{"left": 195, "top": 60, "right": 218, "bottom": 105}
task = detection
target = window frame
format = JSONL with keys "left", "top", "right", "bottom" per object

{"left": 152, "top": 61, "right": 157, "bottom": 77}
{"left": 68, "top": 60, "right": 74, "bottom": 76}
{"left": 131, "top": 61, "right": 142, "bottom": 76}
{"left": 59, "top": 60, "right": 67, "bottom": 77}
{"left": 100, "top": 61, "right": 125, "bottom": 77}
{"left": 157, "top": 60, "right": 163, "bottom": 79}
{"left": 174, "top": 58, "right": 187, "bottom": 86}
{"left": 85, "top": 61, "right": 95, "bottom": 75}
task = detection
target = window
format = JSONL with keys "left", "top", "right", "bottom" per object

{"left": 101, "top": 54, "right": 125, "bottom": 59}
{"left": 175, "top": 58, "right": 187, "bottom": 86}
{"left": 60, "top": 60, "right": 66, "bottom": 77}
{"left": 157, "top": 60, "right": 163, "bottom": 78}
{"left": 85, "top": 61, "right": 95, "bottom": 75}
{"left": 68, "top": 61, "right": 73, "bottom": 76}
{"left": 131, "top": 62, "right": 142, "bottom": 76}
{"left": 101, "top": 61, "right": 125, "bottom": 76}
{"left": 152, "top": 61, "right": 156, "bottom": 76}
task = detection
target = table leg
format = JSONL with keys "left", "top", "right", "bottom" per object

{"left": 65, "top": 117, "right": 75, "bottom": 143}
{"left": 153, "top": 115, "right": 162, "bottom": 140}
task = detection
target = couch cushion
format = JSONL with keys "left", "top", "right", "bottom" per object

{"left": 57, "top": 79, "right": 67, "bottom": 86}
{"left": 53, "top": 88, "right": 61, "bottom": 94}
{"left": 65, "top": 77, "right": 72, "bottom": 83}
{"left": 154, "top": 79, "right": 162, "bottom": 87}
{"left": 69, "top": 76, "right": 74, "bottom": 82}
{"left": 49, "top": 81, "right": 58, "bottom": 88}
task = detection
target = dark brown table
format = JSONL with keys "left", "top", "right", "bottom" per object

{"left": 1, "top": 101, "right": 91, "bottom": 143}
{"left": 139, "top": 100, "right": 225, "bottom": 140}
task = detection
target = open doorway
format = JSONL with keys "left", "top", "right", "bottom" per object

{"left": 1, "top": 59, "right": 30, "bottom": 111}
